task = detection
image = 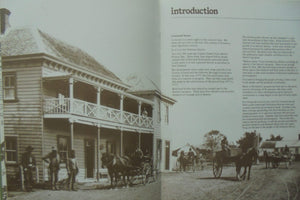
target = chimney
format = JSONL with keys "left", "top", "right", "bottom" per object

{"left": 0, "top": 8, "right": 10, "bottom": 35}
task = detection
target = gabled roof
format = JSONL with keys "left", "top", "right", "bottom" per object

{"left": 172, "top": 143, "right": 198, "bottom": 156}
{"left": 260, "top": 141, "right": 276, "bottom": 149}
{"left": 125, "top": 73, "right": 176, "bottom": 105}
{"left": 1, "top": 27, "right": 121, "bottom": 83}
{"left": 125, "top": 73, "right": 160, "bottom": 93}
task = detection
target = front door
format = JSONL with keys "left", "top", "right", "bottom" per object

{"left": 85, "top": 139, "right": 95, "bottom": 178}
{"left": 165, "top": 140, "right": 170, "bottom": 170}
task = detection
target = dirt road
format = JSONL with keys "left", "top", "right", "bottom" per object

{"left": 7, "top": 162, "right": 300, "bottom": 200}
{"left": 162, "top": 162, "right": 300, "bottom": 200}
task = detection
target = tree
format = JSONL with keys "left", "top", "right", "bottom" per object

{"left": 236, "top": 131, "right": 262, "bottom": 152}
{"left": 266, "top": 134, "right": 283, "bottom": 141}
{"left": 203, "top": 130, "right": 225, "bottom": 151}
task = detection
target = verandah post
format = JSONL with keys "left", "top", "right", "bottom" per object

{"left": 97, "top": 125, "right": 101, "bottom": 181}
{"left": 138, "top": 101, "right": 142, "bottom": 126}
{"left": 120, "top": 129, "right": 123, "bottom": 156}
{"left": 69, "top": 119, "right": 74, "bottom": 150}
{"left": 69, "top": 77, "right": 74, "bottom": 113}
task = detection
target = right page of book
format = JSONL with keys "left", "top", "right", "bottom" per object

{"left": 160, "top": 0, "right": 300, "bottom": 199}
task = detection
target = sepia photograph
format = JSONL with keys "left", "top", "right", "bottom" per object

{"left": 1, "top": 0, "right": 300, "bottom": 200}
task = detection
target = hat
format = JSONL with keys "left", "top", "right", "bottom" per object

{"left": 26, "top": 145, "right": 34, "bottom": 151}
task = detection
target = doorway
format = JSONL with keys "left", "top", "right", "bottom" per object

{"left": 165, "top": 140, "right": 170, "bottom": 170}
{"left": 85, "top": 139, "right": 95, "bottom": 178}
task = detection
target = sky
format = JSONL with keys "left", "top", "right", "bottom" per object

{"left": 1, "top": 0, "right": 300, "bottom": 148}
{"left": 1, "top": 0, "right": 160, "bottom": 83}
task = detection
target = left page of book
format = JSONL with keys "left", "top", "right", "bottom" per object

{"left": 1, "top": 0, "right": 161, "bottom": 200}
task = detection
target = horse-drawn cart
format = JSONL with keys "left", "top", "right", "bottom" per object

{"left": 264, "top": 152, "right": 291, "bottom": 169}
{"left": 128, "top": 156, "right": 157, "bottom": 185}
{"left": 176, "top": 152, "right": 196, "bottom": 172}
{"left": 101, "top": 152, "right": 157, "bottom": 188}
{"left": 212, "top": 148, "right": 241, "bottom": 178}
{"left": 212, "top": 147, "right": 257, "bottom": 181}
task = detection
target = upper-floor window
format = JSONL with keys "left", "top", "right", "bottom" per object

{"left": 5, "top": 136, "right": 18, "bottom": 163}
{"left": 157, "top": 102, "right": 161, "bottom": 123}
{"left": 3, "top": 73, "right": 17, "bottom": 101}
{"left": 165, "top": 105, "right": 169, "bottom": 124}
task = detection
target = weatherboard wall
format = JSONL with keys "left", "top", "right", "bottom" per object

{"left": 3, "top": 59, "right": 44, "bottom": 181}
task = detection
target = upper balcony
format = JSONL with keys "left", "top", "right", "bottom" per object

{"left": 43, "top": 98, "right": 153, "bottom": 129}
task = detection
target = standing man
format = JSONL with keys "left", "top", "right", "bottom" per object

{"left": 66, "top": 150, "right": 78, "bottom": 191}
{"left": 21, "top": 146, "right": 36, "bottom": 192}
{"left": 42, "top": 146, "right": 60, "bottom": 190}
{"left": 221, "top": 136, "right": 230, "bottom": 156}
{"left": 284, "top": 145, "right": 289, "bottom": 154}
{"left": 188, "top": 148, "right": 195, "bottom": 160}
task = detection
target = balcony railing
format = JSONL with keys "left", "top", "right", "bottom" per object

{"left": 44, "top": 98, "right": 153, "bottom": 129}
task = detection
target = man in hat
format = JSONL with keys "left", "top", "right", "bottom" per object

{"left": 66, "top": 150, "right": 78, "bottom": 191}
{"left": 42, "top": 146, "right": 60, "bottom": 190}
{"left": 221, "top": 136, "right": 230, "bottom": 156}
{"left": 21, "top": 146, "right": 36, "bottom": 192}
{"left": 188, "top": 148, "right": 195, "bottom": 160}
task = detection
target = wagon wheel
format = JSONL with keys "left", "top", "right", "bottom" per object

{"left": 142, "top": 163, "right": 152, "bottom": 185}
{"left": 213, "top": 158, "right": 222, "bottom": 178}
{"left": 272, "top": 160, "right": 279, "bottom": 168}
{"left": 128, "top": 170, "right": 138, "bottom": 185}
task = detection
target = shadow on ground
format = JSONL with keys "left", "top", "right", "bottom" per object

{"left": 197, "top": 176, "right": 239, "bottom": 182}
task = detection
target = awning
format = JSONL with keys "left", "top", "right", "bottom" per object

{"left": 42, "top": 70, "right": 71, "bottom": 80}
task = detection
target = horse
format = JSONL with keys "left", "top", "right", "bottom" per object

{"left": 101, "top": 152, "right": 143, "bottom": 188}
{"left": 101, "top": 152, "right": 118, "bottom": 188}
{"left": 263, "top": 150, "right": 272, "bottom": 169}
{"left": 235, "top": 147, "right": 258, "bottom": 180}
{"left": 178, "top": 151, "right": 195, "bottom": 172}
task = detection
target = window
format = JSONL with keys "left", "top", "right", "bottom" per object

{"left": 157, "top": 102, "right": 161, "bottom": 122}
{"left": 57, "top": 136, "right": 70, "bottom": 162}
{"left": 3, "top": 73, "right": 17, "bottom": 101}
{"left": 156, "top": 139, "right": 162, "bottom": 161}
{"left": 106, "top": 141, "right": 116, "bottom": 154}
{"left": 5, "top": 136, "right": 17, "bottom": 163}
{"left": 165, "top": 105, "right": 169, "bottom": 124}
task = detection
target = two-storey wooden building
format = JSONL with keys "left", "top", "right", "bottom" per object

{"left": 125, "top": 74, "right": 176, "bottom": 172}
{"left": 0, "top": 8, "right": 175, "bottom": 185}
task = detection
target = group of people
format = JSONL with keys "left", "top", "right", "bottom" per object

{"left": 21, "top": 145, "right": 79, "bottom": 192}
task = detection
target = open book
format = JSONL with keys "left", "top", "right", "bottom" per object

{"left": 1, "top": 0, "right": 300, "bottom": 199}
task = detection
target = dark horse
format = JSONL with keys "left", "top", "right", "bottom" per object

{"left": 101, "top": 153, "right": 131, "bottom": 188}
{"left": 263, "top": 151, "right": 272, "bottom": 169}
{"left": 235, "top": 147, "right": 258, "bottom": 180}
{"left": 101, "top": 151, "right": 144, "bottom": 188}
{"left": 101, "top": 152, "right": 118, "bottom": 188}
